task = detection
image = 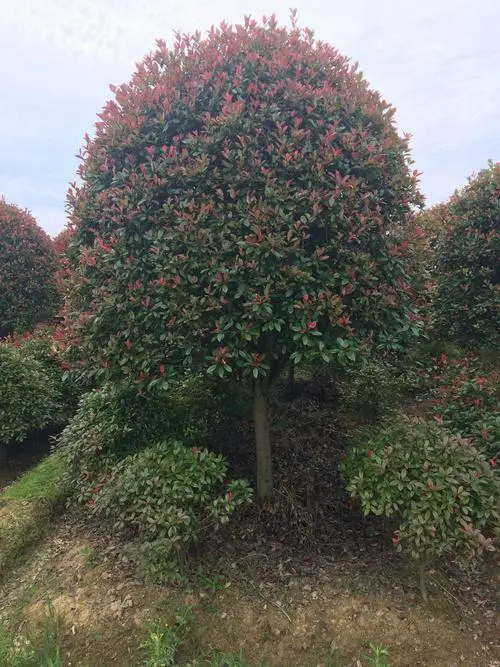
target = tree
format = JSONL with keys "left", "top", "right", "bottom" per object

{"left": 0, "top": 198, "right": 60, "bottom": 337}
{"left": 65, "top": 16, "right": 423, "bottom": 499}
{"left": 434, "top": 161, "right": 500, "bottom": 345}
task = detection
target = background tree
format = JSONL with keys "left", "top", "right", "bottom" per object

{"left": 65, "top": 16, "right": 423, "bottom": 499}
{"left": 434, "top": 161, "right": 500, "bottom": 345}
{"left": 0, "top": 198, "right": 60, "bottom": 337}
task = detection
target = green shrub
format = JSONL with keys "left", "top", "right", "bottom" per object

{"left": 337, "top": 355, "right": 411, "bottom": 421}
{"left": 12, "top": 326, "right": 80, "bottom": 424}
{"left": 416, "top": 353, "right": 500, "bottom": 462}
{"left": 434, "top": 161, "right": 500, "bottom": 346}
{"left": 58, "top": 375, "right": 220, "bottom": 501}
{"left": 0, "top": 344, "right": 60, "bottom": 447}
{"left": 94, "top": 441, "right": 252, "bottom": 577}
{"left": 342, "top": 418, "right": 499, "bottom": 582}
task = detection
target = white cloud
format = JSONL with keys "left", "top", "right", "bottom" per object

{"left": 1, "top": 0, "right": 499, "bottom": 233}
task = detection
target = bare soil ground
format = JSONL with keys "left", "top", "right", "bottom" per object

{"left": 0, "top": 510, "right": 498, "bottom": 667}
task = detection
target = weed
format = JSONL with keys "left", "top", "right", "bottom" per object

{"left": 360, "top": 641, "right": 391, "bottom": 667}
{"left": 0, "top": 604, "right": 62, "bottom": 667}
{"left": 195, "top": 567, "right": 231, "bottom": 593}
{"left": 141, "top": 606, "right": 194, "bottom": 667}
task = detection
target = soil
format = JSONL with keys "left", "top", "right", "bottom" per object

{"left": 1, "top": 373, "right": 498, "bottom": 666}
{"left": 0, "top": 510, "right": 498, "bottom": 667}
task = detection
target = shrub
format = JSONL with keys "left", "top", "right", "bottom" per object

{"left": 0, "top": 198, "right": 60, "bottom": 337}
{"left": 58, "top": 376, "right": 221, "bottom": 501}
{"left": 65, "top": 16, "right": 423, "bottom": 499}
{"left": 337, "top": 355, "right": 411, "bottom": 422}
{"left": 0, "top": 344, "right": 60, "bottom": 449}
{"left": 416, "top": 352, "right": 499, "bottom": 462}
{"left": 434, "top": 161, "right": 500, "bottom": 345}
{"left": 94, "top": 441, "right": 252, "bottom": 577}
{"left": 11, "top": 325, "right": 80, "bottom": 424}
{"left": 341, "top": 417, "right": 499, "bottom": 598}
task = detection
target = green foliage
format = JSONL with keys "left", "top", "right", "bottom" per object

{"left": 337, "top": 355, "right": 411, "bottom": 421}
{"left": 58, "top": 375, "right": 219, "bottom": 500}
{"left": 0, "top": 606, "right": 62, "bottom": 667}
{"left": 11, "top": 325, "right": 80, "bottom": 424}
{"left": 415, "top": 352, "right": 500, "bottom": 462}
{"left": 434, "top": 161, "right": 500, "bottom": 345}
{"left": 94, "top": 441, "right": 252, "bottom": 576}
{"left": 342, "top": 417, "right": 499, "bottom": 563}
{"left": 0, "top": 343, "right": 60, "bottom": 446}
{"left": 0, "top": 198, "right": 60, "bottom": 337}
{"left": 141, "top": 607, "right": 194, "bottom": 667}
{"left": 360, "top": 642, "right": 391, "bottom": 667}
{"left": 65, "top": 18, "right": 422, "bottom": 401}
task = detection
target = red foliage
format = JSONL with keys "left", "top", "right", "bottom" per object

{"left": 65, "top": 17, "right": 423, "bottom": 388}
{"left": 0, "top": 198, "right": 60, "bottom": 336}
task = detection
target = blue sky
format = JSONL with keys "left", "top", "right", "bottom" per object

{"left": 1, "top": 0, "right": 499, "bottom": 236}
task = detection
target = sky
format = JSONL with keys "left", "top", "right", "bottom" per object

{"left": 1, "top": 0, "right": 499, "bottom": 237}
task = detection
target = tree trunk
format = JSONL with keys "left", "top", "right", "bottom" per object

{"left": 286, "top": 361, "right": 296, "bottom": 396}
{"left": 419, "top": 561, "right": 428, "bottom": 602}
{"left": 253, "top": 377, "right": 273, "bottom": 501}
{"left": 0, "top": 445, "right": 6, "bottom": 472}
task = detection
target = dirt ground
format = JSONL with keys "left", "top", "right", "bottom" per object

{"left": 0, "top": 511, "right": 498, "bottom": 667}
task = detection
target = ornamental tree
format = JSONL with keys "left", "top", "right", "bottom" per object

{"left": 0, "top": 198, "right": 60, "bottom": 337}
{"left": 434, "top": 162, "right": 500, "bottom": 345}
{"left": 66, "top": 16, "right": 423, "bottom": 499}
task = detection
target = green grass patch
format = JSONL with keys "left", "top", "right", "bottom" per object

{"left": 2, "top": 454, "right": 66, "bottom": 501}
{"left": 0, "top": 454, "right": 69, "bottom": 579}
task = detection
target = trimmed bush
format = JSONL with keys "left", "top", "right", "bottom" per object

{"left": 434, "top": 161, "right": 500, "bottom": 345}
{"left": 11, "top": 325, "right": 80, "bottom": 425}
{"left": 341, "top": 417, "right": 499, "bottom": 597}
{"left": 93, "top": 441, "right": 252, "bottom": 577}
{"left": 0, "top": 344, "right": 60, "bottom": 449}
{"left": 0, "top": 198, "right": 60, "bottom": 337}
{"left": 58, "top": 376, "right": 220, "bottom": 502}
{"left": 416, "top": 352, "right": 499, "bottom": 463}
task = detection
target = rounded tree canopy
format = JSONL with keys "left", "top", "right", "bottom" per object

{"left": 0, "top": 198, "right": 60, "bottom": 337}
{"left": 66, "top": 16, "right": 423, "bottom": 388}
{"left": 434, "top": 161, "right": 500, "bottom": 344}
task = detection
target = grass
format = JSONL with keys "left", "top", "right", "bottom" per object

{"left": 0, "top": 453, "right": 69, "bottom": 579}
{"left": 0, "top": 604, "right": 63, "bottom": 667}
{"left": 2, "top": 453, "right": 67, "bottom": 501}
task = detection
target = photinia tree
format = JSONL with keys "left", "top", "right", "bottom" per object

{"left": 65, "top": 16, "right": 423, "bottom": 499}
{"left": 434, "top": 161, "right": 500, "bottom": 345}
{"left": 0, "top": 198, "right": 60, "bottom": 337}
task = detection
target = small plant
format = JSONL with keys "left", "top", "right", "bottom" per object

{"left": 94, "top": 441, "right": 252, "bottom": 577}
{"left": 360, "top": 641, "right": 391, "bottom": 667}
{"left": 341, "top": 417, "right": 499, "bottom": 599}
{"left": 195, "top": 567, "right": 231, "bottom": 593}
{"left": 0, "top": 605, "right": 62, "bottom": 667}
{"left": 202, "top": 651, "right": 255, "bottom": 667}
{"left": 141, "top": 607, "right": 194, "bottom": 667}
